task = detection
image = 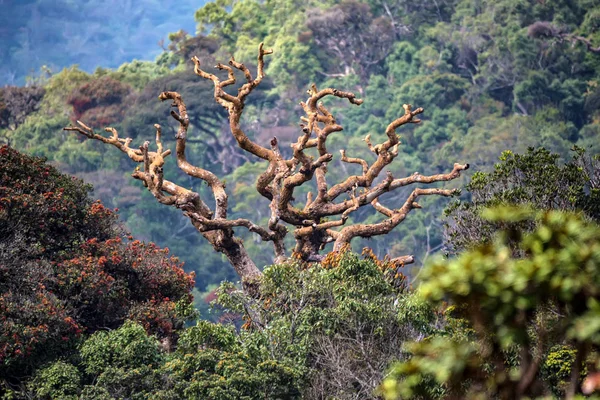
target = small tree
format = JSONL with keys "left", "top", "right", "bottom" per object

{"left": 0, "top": 85, "right": 45, "bottom": 132}
{"left": 65, "top": 44, "right": 469, "bottom": 289}
{"left": 444, "top": 147, "right": 600, "bottom": 256}
{"left": 305, "top": 0, "right": 396, "bottom": 84}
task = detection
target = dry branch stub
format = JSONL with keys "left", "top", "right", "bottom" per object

{"left": 64, "top": 43, "right": 469, "bottom": 291}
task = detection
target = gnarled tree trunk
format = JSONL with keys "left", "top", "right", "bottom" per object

{"left": 65, "top": 43, "right": 469, "bottom": 291}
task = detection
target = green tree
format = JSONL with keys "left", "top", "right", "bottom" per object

{"left": 445, "top": 147, "right": 600, "bottom": 255}
{"left": 21, "top": 251, "right": 440, "bottom": 399}
{"left": 215, "top": 250, "right": 438, "bottom": 399}
{"left": 383, "top": 207, "right": 600, "bottom": 399}
{"left": 0, "top": 86, "right": 45, "bottom": 132}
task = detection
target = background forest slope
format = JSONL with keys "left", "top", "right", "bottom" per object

{"left": 0, "top": 0, "right": 205, "bottom": 86}
{"left": 2, "top": 0, "right": 600, "bottom": 310}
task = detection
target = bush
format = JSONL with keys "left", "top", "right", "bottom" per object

{"left": 0, "top": 146, "right": 194, "bottom": 386}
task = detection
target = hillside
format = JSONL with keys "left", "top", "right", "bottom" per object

{"left": 2, "top": 0, "right": 600, "bottom": 302}
{"left": 0, "top": 0, "right": 205, "bottom": 85}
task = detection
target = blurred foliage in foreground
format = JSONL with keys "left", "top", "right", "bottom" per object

{"left": 383, "top": 207, "right": 600, "bottom": 399}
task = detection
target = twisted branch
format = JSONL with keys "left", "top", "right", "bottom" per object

{"left": 65, "top": 42, "right": 469, "bottom": 284}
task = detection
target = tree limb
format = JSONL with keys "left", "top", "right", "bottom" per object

{"left": 65, "top": 42, "right": 469, "bottom": 283}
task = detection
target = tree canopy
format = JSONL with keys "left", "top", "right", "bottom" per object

{"left": 0, "top": 146, "right": 195, "bottom": 388}
{"left": 384, "top": 207, "right": 600, "bottom": 399}
{"left": 4, "top": 0, "right": 599, "bottom": 293}
{"left": 3, "top": 0, "right": 600, "bottom": 397}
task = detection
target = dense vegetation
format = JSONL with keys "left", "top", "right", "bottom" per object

{"left": 5, "top": 0, "right": 600, "bottom": 304}
{"left": 3, "top": 144, "right": 600, "bottom": 398}
{"left": 445, "top": 147, "right": 600, "bottom": 255}
{"left": 7, "top": 249, "right": 431, "bottom": 399}
{"left": 384, "top": 207, "right": 600, "bottom": 399}
{"left": 2, "top": 0, "right": 600, "bottom": 397}
{"left": 0, "top": 147, "right": 195, "bottom": 393}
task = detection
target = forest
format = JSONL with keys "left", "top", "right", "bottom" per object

{"left": 1, "top": 0, "right": 600, "bottom": 398}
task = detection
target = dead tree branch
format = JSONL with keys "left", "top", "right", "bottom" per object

{"left": 65, "top": 43, "right": 468, "bottom": 289}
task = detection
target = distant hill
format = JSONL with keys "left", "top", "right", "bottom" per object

{"left": 0, "top": 0, "right": 206, "bottom": 85}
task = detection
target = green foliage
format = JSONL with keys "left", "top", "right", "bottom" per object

{"left": 110, "top": 61, "right": 172, "bottom": 90}
{"left": 195, "top": 0, "right": 325, "bottom": 88}
{"left": 381, "top": 337, "right": 477, "bottom": 399}
{"left": 541, "top": 345, "right": 578, "bottom": 397}
{"left": 445, "top": 147, "right": 600, "bottom": 254}
{"left": 30, "top": 361, "right": 81, "bottom": 400}
{"left": 166, "top": 320, "right": 300, "bottom": 399}
{"left": 211, "top": 251, "right": 438, "bottom": 398}
{"left": 80, "top": 321, "right": 163, "bottom": 376}
{"left": 6, "top": 0, "right": 600, "bottom": 296}
{"left": 5, "top": 1, "right": 600, "bottom": 396}
{"left": 384, "top": 208, "right": 600, "bottom": 398}
{"left": 35, "top": 67, "right": 93, "bottom": 116}
{"left": 10, "top": 251, "right": 440, "bottom": 399}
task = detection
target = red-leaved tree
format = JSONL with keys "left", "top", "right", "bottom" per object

{"left": 0, "top": 145, "right": 194, "bottom": 382}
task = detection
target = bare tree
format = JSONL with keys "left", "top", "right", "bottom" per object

{"left": 65, "top": 43, "right": 469, "bottom": 291}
